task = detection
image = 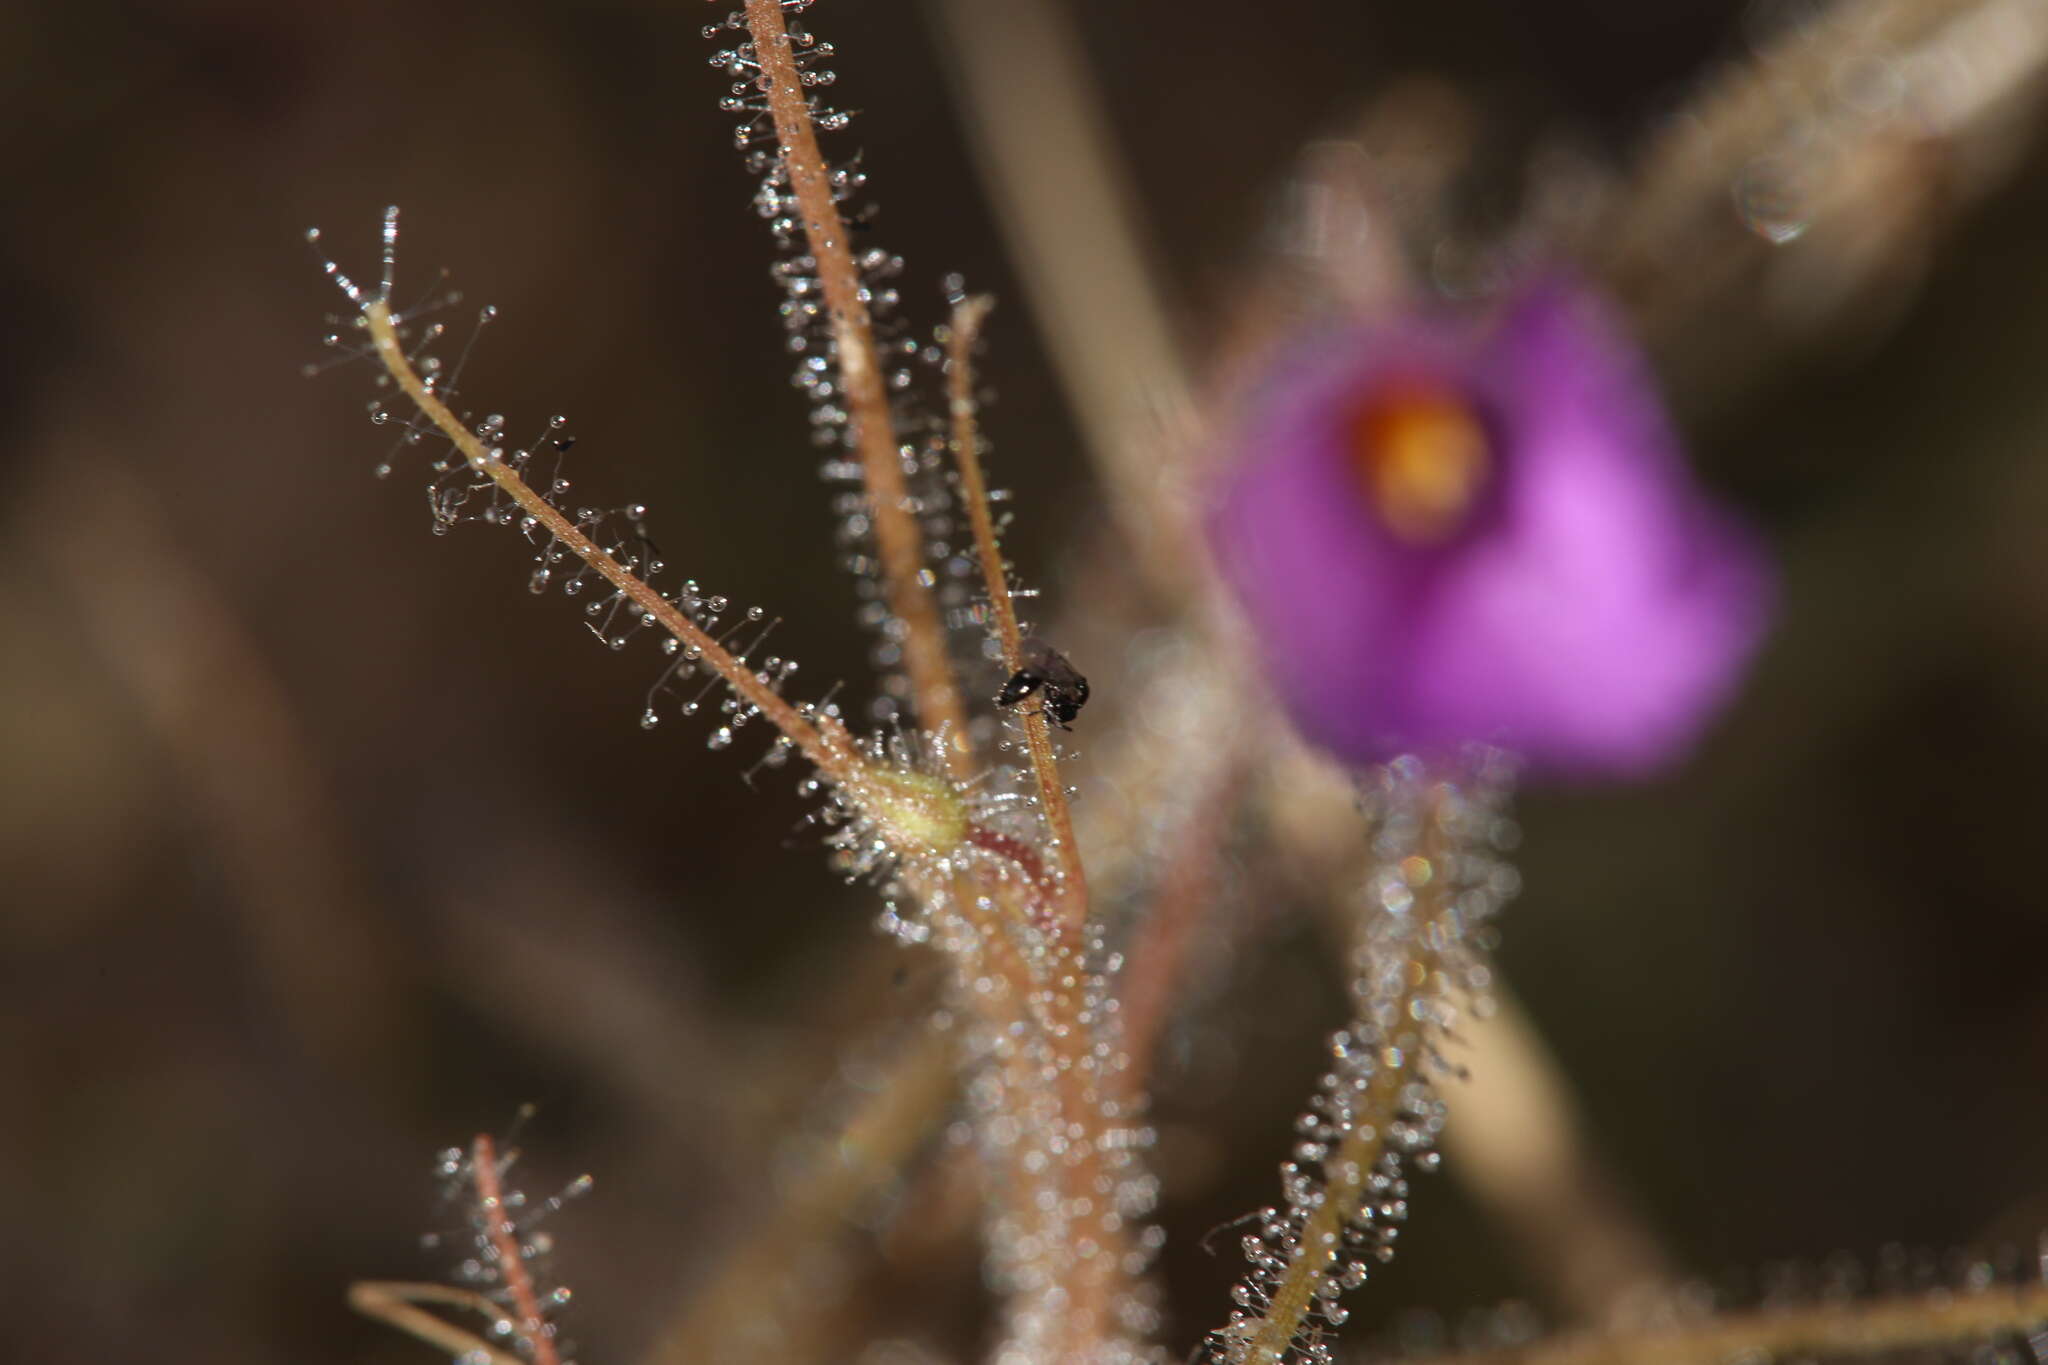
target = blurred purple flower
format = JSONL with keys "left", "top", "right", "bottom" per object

{"left": 1208, "top": 279, "right": 1771, "bottom": 779}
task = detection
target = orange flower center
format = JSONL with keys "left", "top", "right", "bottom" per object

{"left": 1347, "top": 389, "right": 1492, "bottom": 545}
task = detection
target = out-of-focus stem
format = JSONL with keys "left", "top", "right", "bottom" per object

{"left": 470, "top": 1135, "right": 561, "bottom": 1365}
{"left": 349, "top": 1282, "right": 526, "bottom": 1365}
{"left": 1116, "top": 740, "right": 1246, "bottom": 1097}
{"left": 639, "top": 1027, "right": 959, "bottom": 1365}
{"left": 946, "top": 295, "right": 1088, "bottom": 932}
{"left": 40, "top": 457, "right": 407, "bottom": 1084}
{"left": 1406, "top": 1281, "right": 2048, "bottom": 1365}
{"left": 740, "top": 0, "right": 972, "bottom": 774}
{"left": 1439, "top": 989, "right": 1678, "bottom": 1323}
{"left": 926, "top": 863, "right": 1057, "bottom": 1032}
{"left": 933, "top": 0, "right": 1201, "bottom": 606}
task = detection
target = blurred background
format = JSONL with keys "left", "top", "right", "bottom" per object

{"left": 7, "top": 0, "right": 2048, "bottom": 1361}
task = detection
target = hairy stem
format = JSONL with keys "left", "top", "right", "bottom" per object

{"left": 471, "top": 1134, "right": 561, "bottom": 1365}
{"left": 739, "top": 0, "right": 972, "bottom": 772}
{"left": 1241, "top": 796, "right": 1452, "bottom": 1365}
{"left": 1247, "top": 1057, "right": 1411, "bottom": 1362}
{"left": 363, "top": 301, "right": 859, "bottom": 787}
{"left": 946, "top": 295, "right": 1089, "bottom": 931}
{"left": 943, "top": 295, "right": 1137, "bottom": 1362}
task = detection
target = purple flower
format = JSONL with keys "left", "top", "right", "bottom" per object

{"left": 1208, "top": 279, "right": 1771, "bottom": 779}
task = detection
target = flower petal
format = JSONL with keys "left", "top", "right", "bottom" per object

{"left": 1209, "top": 280, "right": 1772, "bottom": 778}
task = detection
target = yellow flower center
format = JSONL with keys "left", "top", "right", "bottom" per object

{"left": 1348, "top": 389, "right": 1492, "bottom": 545}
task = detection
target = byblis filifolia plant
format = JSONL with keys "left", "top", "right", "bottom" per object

{"left": 312, "top": 1, "right": 2048, "bottom": 1362}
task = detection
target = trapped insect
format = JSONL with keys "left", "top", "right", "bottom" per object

{"left": 995, "top": 636, "right": 1089, "bottom": 729}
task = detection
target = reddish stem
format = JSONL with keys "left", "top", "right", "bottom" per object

{"left": 964, "top": 822, "right": 1057, "bottom": 919}
{"left": 470, "top": 1135, "right": 561, "bottom": 1365}
{"left": 740, "top": 0, "right": 972, "bottom": 773}
{"left": 363, "top": 302, "right": 860, "bottom": 787}
{"left": 1117, "top": 756, "right": 1244, "bottom": 1096}
{"left": 946, "top": 296, "right": 1089, "bottom": 933}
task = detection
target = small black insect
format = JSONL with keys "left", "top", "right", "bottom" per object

{"left": 995, "top": 636, "right": 1090, "bottom": 729}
